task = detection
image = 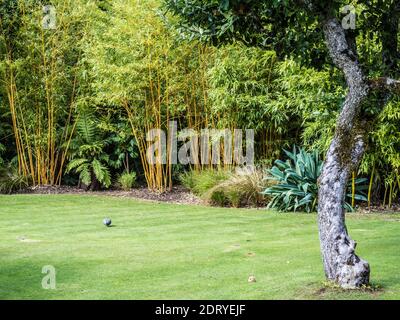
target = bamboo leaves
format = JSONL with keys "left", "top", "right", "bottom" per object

{"left": 0, "top": 0, "right": 96, "bottom": 185}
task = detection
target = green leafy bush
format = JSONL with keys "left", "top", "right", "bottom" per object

{"left": 0, "top": 165, "right": 30, "bottom": 194}
{"left": 179, "top": 169, "right": 230, "bottom": 196}
{"left": 179, "top": 170, "right": 195, "bottom": 190}
{"left": 66, "top": 111, "right": 112, "bottom": 190}
{"left": 263, "top": 147, "right": 367, "bottom": 212}
{"left": 207, "top": 189, "right": 229, "bottom": 207}
{"left": 0, "top": 143, "right": 4, "bottom": 167}
{"left": 118, "top": 172, "right": 137, "bottom": 191}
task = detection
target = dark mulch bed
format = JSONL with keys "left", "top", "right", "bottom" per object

{"left": 14, "top": 185, "right": 400, "bottom": 212}
{"left": 358, "top": 204, "right": 400, "bottom": 214}
{"left": 19, "top": 185, "right": 203, "bottom": 205}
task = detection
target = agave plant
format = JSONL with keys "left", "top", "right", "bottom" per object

{"left": 263, "top": 147, "right": 367, "bottom": 212}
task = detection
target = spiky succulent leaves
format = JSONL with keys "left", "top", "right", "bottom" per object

{"left": 263, "top": 147, "right": 322, "bottom": 212}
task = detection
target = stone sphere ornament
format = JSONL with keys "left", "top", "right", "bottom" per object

{"left": 103, "top": 218, "right": 112, "bottom": 227}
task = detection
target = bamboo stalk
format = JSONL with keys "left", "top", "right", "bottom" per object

{"left": 352, "top": 171, "right": 356, "bottom": 208}
{"left": 368, "top": 166, "right": 375, "bottom": 209}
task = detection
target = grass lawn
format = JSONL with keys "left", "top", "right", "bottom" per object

{"left": 0, "top": 194, "right": 399, "bottom": 300}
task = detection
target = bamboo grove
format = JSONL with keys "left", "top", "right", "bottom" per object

{"left": 0, "top": 0, "right": 93, "bottom": 185}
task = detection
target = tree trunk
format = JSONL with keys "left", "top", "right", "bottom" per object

{"left": 90, "top": 170, "right": 100, "bottom": 191}
{"left": 318, "top": 136, "right": 370, "bottom": 288}
{"left": 318, "top": 18, "right": 370, "bottom": 288}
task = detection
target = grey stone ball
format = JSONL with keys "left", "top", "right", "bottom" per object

{"left": 103, "top": 218, "right": 112, "bottom": 227}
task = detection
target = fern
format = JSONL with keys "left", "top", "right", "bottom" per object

{"left": 79, "top": 165, "right": 91, "bottom": 186}
{"left": 92, "top": 159, "right": 111, "bottom": 187}
{"left": 66, "top": 158, "right": 88, "bottom": 173}
{"left": 66, "top": 110, "right": 112, "bottom": 189}
{"left": 76, "top": 111, "right": 98, "bottom": 144}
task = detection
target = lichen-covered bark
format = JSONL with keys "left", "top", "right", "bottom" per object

{"left": 318, "top": 18, "right": 370, "bottom": 288}
{"left": 318, "top": 137, "right": 370, "bottom": 288}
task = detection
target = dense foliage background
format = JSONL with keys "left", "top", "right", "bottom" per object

{"left": 0, "top": 0, "right": 399, "bottom": 210}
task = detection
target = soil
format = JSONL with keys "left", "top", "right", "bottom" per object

{"left": 358, "top": 204, "right": 400, "bottom": 214}
{"left": 14, "top": 185, "right": 400, "bottom": 212}
{"left": 19, "top": 185, "right": 203, "bottom": 205}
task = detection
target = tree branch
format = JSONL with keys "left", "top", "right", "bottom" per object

{"left": 322, "top": 18, "right": 368, "bottom": 135}
{"left": 369, "top": 77, "right": 400, "bottom": 93}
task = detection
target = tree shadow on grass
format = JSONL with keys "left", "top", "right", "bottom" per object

{"left": 0, "top": 258, "right": 99, "bottom": 299}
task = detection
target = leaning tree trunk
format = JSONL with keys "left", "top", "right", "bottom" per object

{"left": 317, "top": 18, "right": 371, "bottom": 288}
{"left": 318, "top": 137, "right": 370, "bottom": 288}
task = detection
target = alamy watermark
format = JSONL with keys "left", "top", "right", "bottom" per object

{"left": 42, "top": 5, "right": 56, "bottom": 30}
{"left": 41, "top": 265, "right": 56, "bottom": 289}
{"left": 40, "top": 4, "right": 355, "bottom": 31}
{"left": 341, "top": 5, "right": 356, "bottom": 30}
{"left": 146, "top": 121, "right": 254, "bottom": 167}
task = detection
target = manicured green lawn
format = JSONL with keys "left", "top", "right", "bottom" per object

{"left": 0, "top": 194, "right": 399, "bottom": 300}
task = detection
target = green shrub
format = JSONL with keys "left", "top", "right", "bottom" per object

{"left": 263, "top": 147, "right": 367, "bottom": 212}
{"left": 66, "top": 111, "right": 112, "bottom": 190}
{"left": 208, "top": 189, "right": 229, "bottom": 207}
{"left": 0, "top": 165, "right": 31, "bottom": 194}
{"left": 179, "top": 170, "right": 195, "bottom": 190}
{"left": 118, "top": 172, "right": 136, "bottom": 191}
{"left": 0, "top": 143, "right": 4, "bottom": 167}
{"left": 204, "top": 168, "right": 267, "bottom": 207}
{"left": 179, "top": 169, "right": 230, "bottom": 196}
